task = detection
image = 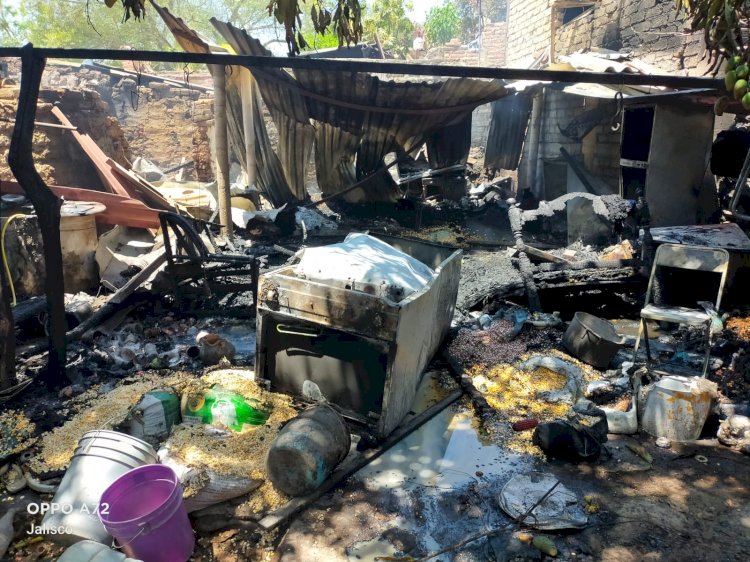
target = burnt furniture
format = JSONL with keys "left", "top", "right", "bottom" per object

{"left": 255, "top": 234, "right": 462, "bottom": 439}
{"left": 632, "top": 243, "right": 730, "bottom": 377}
{"left": 159, "top": 212, "right": 260, "bottom": 312}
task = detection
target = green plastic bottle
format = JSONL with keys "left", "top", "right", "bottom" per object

{"left": 182, "top": 386, "right": 271, "bottom": 431}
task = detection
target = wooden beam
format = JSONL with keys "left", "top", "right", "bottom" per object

{"left": 51, "top": 106, "right": 133, "bottom": 199}
{"left": 7, "top": 45, "right": 67, "bottom": 387}
{"left": 213, "top": 64, "right": 233, "bottom": 238}
{"left": 0, "top": 117, "right": 76, "bottom": 130}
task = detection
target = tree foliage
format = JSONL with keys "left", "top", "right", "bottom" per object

{"left": 677, "top": 0, "right": 750, "bottom": 109}
{"left": 2, "top": 0, "right": 270, "bottom": 51}
{"left": 677, "top": 0, "right": 747, "bottom": 73}
{"left": 362, "top": 0, "right": 413, "bottom": 57}
{"left": 1, "top": 0, "right": 367, "bottom": 58}
{"left": 424, "top": 2, "right": 460, "bottom": 46}
{"left": 454, "top": 0, "right": 507, "bottom": 42}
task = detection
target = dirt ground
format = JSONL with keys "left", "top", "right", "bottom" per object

{"left": 275, "top": 404, "right": 750, "bottom": 562}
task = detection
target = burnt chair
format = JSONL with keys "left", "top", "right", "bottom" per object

{"left": 159, "top": 212, "right": 260, "bottom": 313}
{"left": 632, "top": 243, "right": 730, "bottom": 377}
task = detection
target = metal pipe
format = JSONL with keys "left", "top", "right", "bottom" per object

{"left": 0, "top": 45, "right": 723, "bottom": 90}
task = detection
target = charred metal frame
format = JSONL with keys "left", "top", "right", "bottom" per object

{"left": 1, "top": 44, "right": 722, "bottom": 384}
{"left": 159, "top": 212, "right": 260, "bottom": 313}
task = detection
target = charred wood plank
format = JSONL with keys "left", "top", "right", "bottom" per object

{"left": 11, "top": 296, "right": 46, "bottom": 326}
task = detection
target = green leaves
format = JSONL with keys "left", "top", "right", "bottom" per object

{"left": 332, "top": 0, "right": 363, "bottom": 47}
{"left": 678, "top": 0, "right": 750, "bottom": 74}
{"left": 362, "top": 0, "right": 413, "bottom": 57}
{"left": 425, "top": 2, "right": 461, "bottom": 46}
{"left": 265, "top": 0, "right": 362, "bottom": 55}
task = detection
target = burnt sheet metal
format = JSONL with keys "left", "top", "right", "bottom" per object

{"left": 314, "top": 123, "right": 362, "bottom": 201}
{"left": 426, "top": 112, "right": 472, "bottom": 169}
{"left": 154, "top": 5, "right": 298, "bottom": 207}
{"left": 484, "top": 92, "right": 533, "bottom": 172}
{"left": 212, "top": 18, "right": 315, "bottom": 201}
{"left": 210, "top": 19, "right": 508, "bottom": 203}
{"left": 649, "top": 223, "right": 750, "bottom": 250}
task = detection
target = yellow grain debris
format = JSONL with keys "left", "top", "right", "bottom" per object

{"left": 0, "top": 410, "right": 36, "bottom": 457}
{"left": 467, "top": 354, "right": 587, "bottom": 455}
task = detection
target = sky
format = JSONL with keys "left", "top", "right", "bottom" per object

{"left": 408, "top": 0, "right": 444, "bottom": 24}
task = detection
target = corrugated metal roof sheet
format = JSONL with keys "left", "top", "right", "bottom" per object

{"left": 484, "top": 92, "right": 534, "bottom": 171}
{"left": 210, "top": 19, "right": 508, "bottom": 202}
{"left": 507, "top": 51, "right": 700, "bottom": 100}
{"left": 154, "top": 5, "right": 299, "bottom": 207}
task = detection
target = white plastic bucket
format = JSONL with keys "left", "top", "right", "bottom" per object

{"left": 57, "top": 540, "right": 143, "bottom": 562}
{"left": 59, "top": 201, "right": 105, "bottom": 292}
{"left": 639, "top": 376, "right": 717, "bottom": 442}
{"left": 41, "top": 430, "right": 158, "bottom": 545}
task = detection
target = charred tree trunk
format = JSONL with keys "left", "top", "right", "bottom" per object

{"left": 7, "top": 45, "right": 67, "bottom": 387}
{"left": 508, "top": 204, "right": 542, "bottom": 312}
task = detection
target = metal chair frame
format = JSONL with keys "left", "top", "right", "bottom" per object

{"left": 159, "top": 212, "right": 259, "bottom": 312}
{"left": 632, "top": 243, "right": 730, "bottom": 377}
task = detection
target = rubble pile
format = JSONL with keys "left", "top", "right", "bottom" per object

{"left": 3, "top": 28, "right": 750, "bottom": 562}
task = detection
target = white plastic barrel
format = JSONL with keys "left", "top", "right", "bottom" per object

{"left": 59, "top": 201, "right": 105, "bottom": 293}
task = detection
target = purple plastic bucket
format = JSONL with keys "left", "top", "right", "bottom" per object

{"left": 99, "top": 464, "right": 194, "bottom": 562}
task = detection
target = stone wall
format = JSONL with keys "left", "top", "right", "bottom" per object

{"left": 0, "top": 86, "right": 129, "bottom": 190}
{"left": 554, "top": 0, "right": 708, "bottom": 75}
{"left": 43, "top": 63, "right": 214, "bottom": 179}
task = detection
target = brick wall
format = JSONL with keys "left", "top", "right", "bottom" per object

{"left": 554, "top": 0, "right": 709, "bottom": 75}
{"left": 506, "top": 0, "right": 552, "bottom": 67}
{"left": 420, "top": 22, "right": 508, "bottom": 67}
{"left": 481, "top": 22, "right": 508, "bottom": 67}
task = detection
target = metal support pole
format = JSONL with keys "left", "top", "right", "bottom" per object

{"left": 7, "top": 44, "right": 67, "bottom": 386}
{"left": 240, "top": 68, "right": 257, "bottom": 191}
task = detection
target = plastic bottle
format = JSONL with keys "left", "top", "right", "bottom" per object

{"left": 182, "top": 386, "right": 271, "bottom": 431}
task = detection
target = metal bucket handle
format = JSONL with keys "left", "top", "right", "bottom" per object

{"left": 576, "top": 314, "right": 625, "bottom": 346}
{"left": 111, "top": 524, "right": 149, "bottom": 551}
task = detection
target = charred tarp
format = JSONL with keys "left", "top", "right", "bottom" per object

{"left": 210, "top": 20, "right": 508, "bottom": 203}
